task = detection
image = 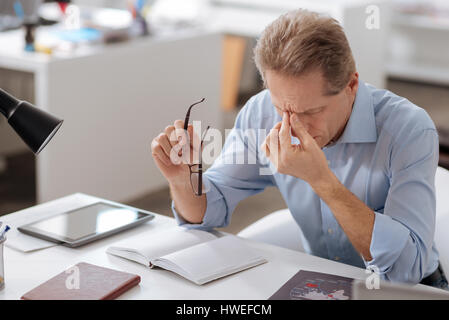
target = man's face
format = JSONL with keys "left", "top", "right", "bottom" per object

{"left": 265, "top": 70, "right": 358, "bottom": 148}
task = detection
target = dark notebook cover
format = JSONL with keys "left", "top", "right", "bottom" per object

{"left": 21, "top": 262, "right": 141, "bottom": 300}
{"left": 269, "top": 270, "right": 354, "bottom": 300}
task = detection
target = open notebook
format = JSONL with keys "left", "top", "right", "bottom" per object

{"left": 106, "top": 227, "right": 267, "bottom": 285}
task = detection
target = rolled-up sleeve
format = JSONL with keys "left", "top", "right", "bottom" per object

{"left": 365, "top": 128, "right": 439, "bottom": 283}
{"left": 171, "top": 97, "right": 275, "bottom": 230}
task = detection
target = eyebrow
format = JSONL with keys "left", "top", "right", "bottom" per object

{"left": 274, "top": 104, "right": 325, "bottom": 114}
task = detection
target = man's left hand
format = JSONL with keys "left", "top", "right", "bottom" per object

{"left": 261, "top": 112, "right": 332, "bottom": 187}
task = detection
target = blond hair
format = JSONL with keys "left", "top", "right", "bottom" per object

{"left": 254, "top": 9, "right": 356, "bottom": 95}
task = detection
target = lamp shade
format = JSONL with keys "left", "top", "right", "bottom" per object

{"left": 0, "top": 88, "right": 63, "bottom": 154}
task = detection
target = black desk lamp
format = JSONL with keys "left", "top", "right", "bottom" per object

{"left": 0, "top": 88, "right": 63, "bottom": 154}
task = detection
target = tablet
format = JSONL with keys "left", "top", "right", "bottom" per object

{"left": 18, "top": 202, "right": 155, "bottom": 247}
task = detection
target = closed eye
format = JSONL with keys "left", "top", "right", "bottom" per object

{"left": 305, "top": 107, "right": 325, "bottom": 115}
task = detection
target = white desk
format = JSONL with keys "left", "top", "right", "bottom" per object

{"left": 1, "top": 193, "right": 446, "bottom": 300}
{"left": 0, "top": 193, "right": 374, "bottom": 300}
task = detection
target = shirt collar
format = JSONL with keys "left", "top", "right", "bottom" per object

{"left": 332, "top": 80, "right": 377, "bottom": 145}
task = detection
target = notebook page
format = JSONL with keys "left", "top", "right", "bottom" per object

{"left": 155, "top": 235, "right": 267, "bottom": 284}
{"left": 107, "top": 227, "right": 217, "bottom": 262}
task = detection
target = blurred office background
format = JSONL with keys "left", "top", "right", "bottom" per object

{"left": 1, "top": 0, "right": 449, "bottom": 234}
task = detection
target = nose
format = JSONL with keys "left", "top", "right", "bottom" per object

{"left": 291, "top": 113, "right": 311, "bottom": 133}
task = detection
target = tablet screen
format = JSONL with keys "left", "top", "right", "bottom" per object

{"left": 22, "top": 202, "right": 151, "bottom": 242}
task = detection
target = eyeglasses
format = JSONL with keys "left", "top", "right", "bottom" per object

{"left": 184, "top": 98, "right": 210, "bottom": 196}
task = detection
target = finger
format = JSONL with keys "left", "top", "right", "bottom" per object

{"left": 279, "top": 112, "right": 291, "bottom": 146}
{"left": 164, "top": 125, "right": 177, "bottom": 147}
{"left": 164, "top": 125, "right": 184, "bottom": 158}
{"left": 290, "top": 113, "right": 311, "bottom": 148}
{"left": 268, "top": 122, "right": 282, "bottom": 164}
{"left": 174, "top": 119, "right": 185, "bottom": 129}
{"left": 153, "top": 152, "right": 171, "bottom": 168}
{"left": 174, "top": 119, "right": 189, "bottom": 145}
{"left": 268, "top": 122, "right": 282, "bottom": 149}
{"left": 156, "top": 133, "right": 173, "bottom": 158}
{"left": 262, "top": 131, "right": 270, "bottom": 154}
{"left": 151, "top": 138, "right": 172, "bottom": 166}
{"left": 187, "top": 124, "right": 202, "bottom": 153}
{"left": 167, "top": 123, "right": 195, "bottom": 149}
{"left": 273, "top": 121, "right": 282, "bottom": 130}
{"left": 262, "top": 121, "right": 281, "bottom": 158}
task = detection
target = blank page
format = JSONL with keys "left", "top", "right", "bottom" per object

{"left": 156, "top": 235, "right": 267, "bottom": 284}
{"left": 108, "top": 227, "right": 217, "bottom": 262}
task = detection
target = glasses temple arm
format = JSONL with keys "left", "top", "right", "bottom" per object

{"left": 184, "top": 97, "right": 205, "bottom": 130}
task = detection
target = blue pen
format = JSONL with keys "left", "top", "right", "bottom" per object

{"left": 13, "top": 1, "right": 25, "bottom": 20}
{"left": 0, "top": 225, "right": 10, "bottom": 239}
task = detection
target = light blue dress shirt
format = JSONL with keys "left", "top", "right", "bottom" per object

{"left": 172, "top": 80, "right": 440, "bottom": 284}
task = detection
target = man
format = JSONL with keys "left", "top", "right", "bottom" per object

{"left": 151, "top": 9, "right": 448, "bottom": 288}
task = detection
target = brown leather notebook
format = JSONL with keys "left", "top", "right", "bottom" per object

{"left": 21, "top": 262, "right": 140, "bottom": 300}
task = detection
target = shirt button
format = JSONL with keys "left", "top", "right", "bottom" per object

{"left": 334, "top": 256, "right": 340, "bottom": 261}
{"left": 328, "top": 228, "right": 333, "bottom": 234}
{"left": 327, "top": 160, "right": 331, "bottom": 166}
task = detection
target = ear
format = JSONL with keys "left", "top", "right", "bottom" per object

{"left": 346, "top": 72, "right": 359, "bottom": 96}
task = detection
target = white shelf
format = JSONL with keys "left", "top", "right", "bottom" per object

{"left": 387, "top": 60, "right": 449, "bottom": 85}
{"left": 393, "top": 13, "right": 449, "bottom": 32}
{"left": 387, "top": 10, "right": 449, "bottom": 85}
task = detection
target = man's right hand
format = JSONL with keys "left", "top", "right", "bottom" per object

{"left": 151, "top": 119, "right": 197, "bottom": 186}
{"left": 150, "top": 119, "right": 207, "bottom": 224}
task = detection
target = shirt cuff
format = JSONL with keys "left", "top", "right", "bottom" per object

{"left": 171, "top": 176, "right": 228, "bottom": 231}
{"left": 364, "top": 211, "right": 410, "bottom": 275}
